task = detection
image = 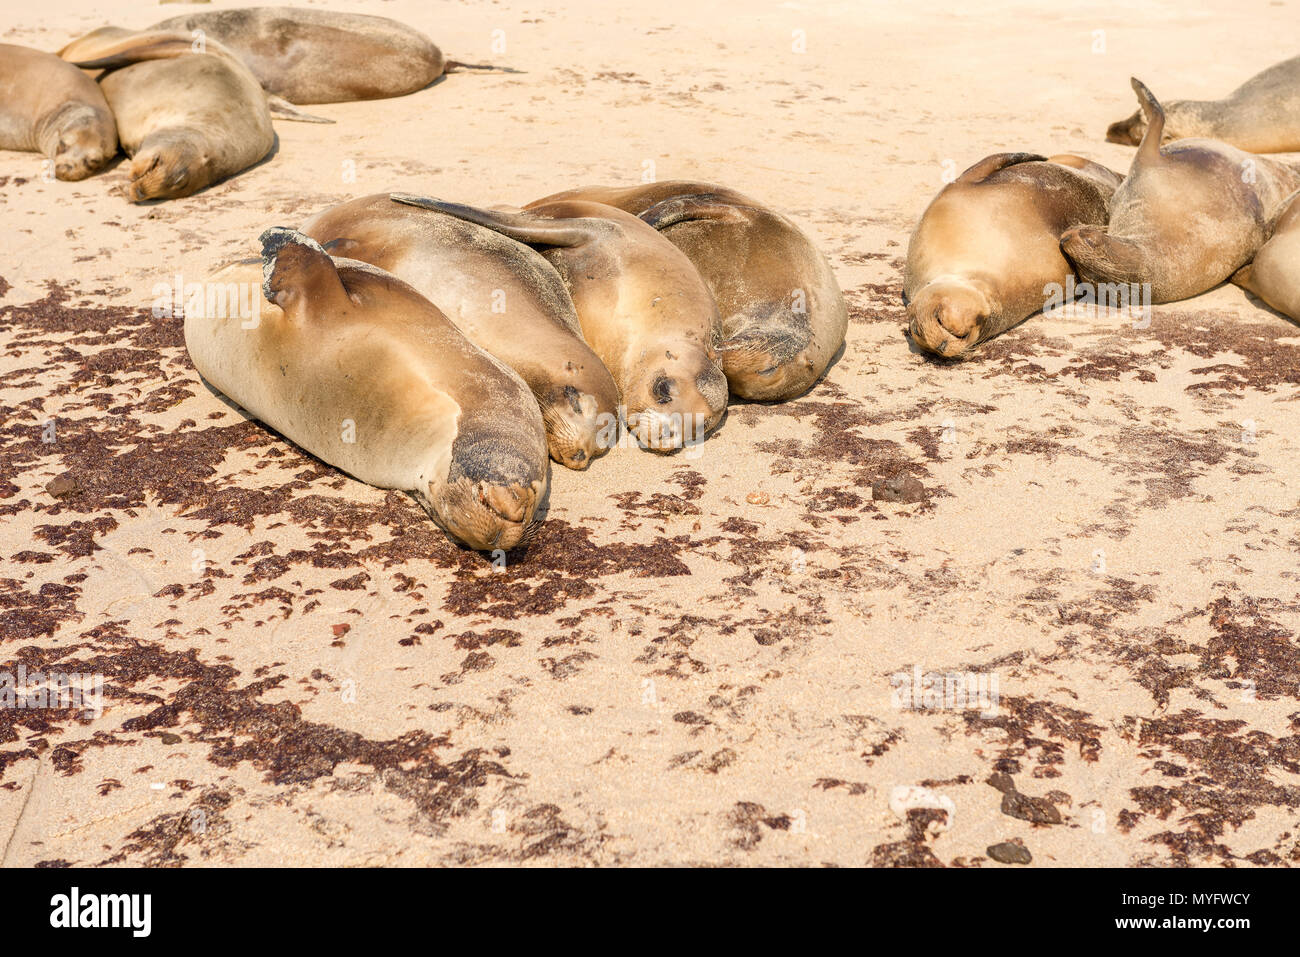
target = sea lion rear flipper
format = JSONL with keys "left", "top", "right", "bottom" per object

{"left": 59, "top": 28, "right": 214, "bottom": 68}
{"left": 955, "top": 152, "right": 1048, "bottom": 184}
{"left": 443, "top": 60, "right": 524, "bottom": 75}
{"left": 259, "top": 227, "right": 349, "bottom": 314}
{"left": 638, "top": 196, "right": 754, "bottom": 231}
{"left": 266, "top": 95, "right": 334, "bottom": 124}
{"left": 390, "top": 194, "right": 590, "bottom": 247}
{"left": 1130, "top": 77, "right": 1167, "bottom": 164}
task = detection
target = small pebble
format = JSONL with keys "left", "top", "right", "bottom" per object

{"left": 871, "top": 474, "right": 925, "bottom": 503}
{"left": 46, "top": 473, "right": 77, "bottom": 499}
{"left": 987, "top": 841, "right": 1032, "bottom": 865}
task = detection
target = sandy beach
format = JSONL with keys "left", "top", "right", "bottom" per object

{"left": 1, "top": 0, "right": 1298, "bottom": 866}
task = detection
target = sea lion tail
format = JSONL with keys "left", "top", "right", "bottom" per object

{"left": 444, "top": 60, "right": 523, "bottom": 74}
{"left": 390, "top": 194, "right": 590, "bottom": 247}
{"left": 1131, "top": 77, "right": 1166, "bottom": 162}
{"left": 267, "top": 95, "right": 334, "bottom": 124}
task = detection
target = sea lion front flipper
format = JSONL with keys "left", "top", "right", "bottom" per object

{"left": 955, "top": 152, "right": 1048, "bottom": 184}
{"left": 390, "top": 194, "right": 591, "bottom": 247}
{"left": 59, "top": 28, "right": 215, "bottom": 68}
{"left": 259, "top": 227, "right": 349, "bottom": 315}
{"left": 1059, "top": 225, "right": 1149, "bottom": 286}
{"left": 266, "top": 95, "right": 334, "bottom": 124}
{"left": 1130, "top": 77, "right": 1167, "bottom": 164}
{"left": 638, "top": 196, "right": 754, "bottom": 231}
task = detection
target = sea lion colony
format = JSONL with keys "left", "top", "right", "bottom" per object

{"left": 2, "top": 9, "right": 1297, "bottom": 550}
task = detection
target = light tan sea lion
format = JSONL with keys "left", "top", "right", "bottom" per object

{"left": 183, "top": 229, "right": 550, "bottom": 552}
{"left": 904, "top": 152, "right": 1122, "bottom": 358}
{"left": 150, "top": 6, "right": 446, "bottom": 104}
{"left": 393, "top": 194, "right": 728, "bottom": 453}
{"left": 525, "top": 182, "right": 847, "bottom": 400}
{"left": 60, "top": 27, "right": 325, "bottom": 202}
{"left": 0, "top": 44, "right": 117, "bottom": 180}
{"left": 1233, "top": 190, "right": 1300, "bottom": 321}
{"left": 1063, "top": 79, "right": 1300, "bottom": 304}
{"left": 298, "top": 193, "right": 621, "bottom": 470}
{"left": 1107, "top": 55, "right": 1300, "bottom": 154}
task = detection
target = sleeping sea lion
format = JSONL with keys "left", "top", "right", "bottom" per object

{"left": 150, "top": 6, "right": 446, "bottom": 103}
{"left": 183, "top": 229, "right": 549, "bottom": 551}
{"left": 527, "top": 182, "right": 848, "bottom": 400}
{"left": 905, "top": 152, "right": 1122, "bottom": 357}
{"left": 1232, "top": 189, "right": 1300, "bottom": 321}
{"left": 1063, "top": 78, "right": 1300, "bottom": 304}
{"left": 1107, "top": 55, "right": 1300, "bottom": 154}
{"left": 0, "top": 43, "right": 117, "bottom": 180}
{"left": 299, "top": 193, "right": 620, "bottom": 470}
{"left": 60, "top": 27, "right": 327, "bottom": 201}
{"left": 392, "top": 194, "right": 728, "bottom": 453}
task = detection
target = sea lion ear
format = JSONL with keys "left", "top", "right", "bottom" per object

{"left": 258, "top": 227, "right": 346, "bottom": 314}
{"left": 955, "top": 152, "right": 1048, "bottom": 184}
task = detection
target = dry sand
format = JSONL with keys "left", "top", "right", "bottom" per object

{"left": 1, "top": 0, "right": 1299, "bottom": 866}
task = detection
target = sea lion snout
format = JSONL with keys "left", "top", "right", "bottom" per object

{"left": 127, "top": 134, "right": 208, "bottom": 202}
{"left": 907, "top": 280, "right": 989, "bottom": 359}
{"left": 719, "top": 319, "right": 818, "bottom": 400}
{"left": 52, "top": 119, "right": 115, "bottom": 181}
{"left": 429, "top": 438, "right": 548, "bottom": 550}
{"left": 627, "top": 363, "right": 727, "bottom": 452}
{"left": 540, "top": 385, "right": 607, "bottom": 470}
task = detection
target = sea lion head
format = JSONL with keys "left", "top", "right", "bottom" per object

{"left": 624, "top": 346, "right": 728, "bottom": 453}
{"left": 417, "top": 436, "right": 547, "bottom": 552}
{"left": 126, "top": 131, "right": 211, "bottom": 202}
{"left": 533, "top": 353, "right": 620, "bottom": 469}
{"left": 1106, "top": 109, "right": 1147, "bottom": 146}
{"left": 907, "top": 277, "right": 992, "bottom": 359}
{"left": 51, "top": 118, "right": 114, "bottom": 181}
{"left": 538, "top": 382, "right": 606, "bottom": 470}
{"left": 38, "top": 103, "right": 116, "bottom": 182}
{"left": 717, "top": 301, "right": 819, "bottom": 400}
